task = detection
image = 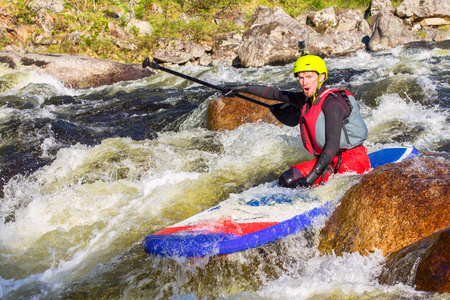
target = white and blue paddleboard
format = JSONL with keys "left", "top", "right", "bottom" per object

{"left": 143, "top": 146, "right": 418, "bottom": 257}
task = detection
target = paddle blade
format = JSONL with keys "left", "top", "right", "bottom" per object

{"left": 142, "top": 57, "right": 150, "bottom": 68}
{"left": 270, "top": 103, "right": 301, "bottom": 127}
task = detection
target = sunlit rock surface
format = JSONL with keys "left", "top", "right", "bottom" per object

{"left": 206, "top": 94, "right": 283, "bottom": 131}
{"left": 318, "top": 156, "right": 450, "bottom": 256}
{"left": 0, "top": 51, "right": 153, "bottom": 88}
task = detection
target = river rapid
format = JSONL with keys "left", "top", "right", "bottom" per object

{"left": 0, "top": 42, "right": 449, "bottom": 299}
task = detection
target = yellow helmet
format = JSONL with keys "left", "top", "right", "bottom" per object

{"left": 293, "top": 55, "right": 328, "bottom": 82}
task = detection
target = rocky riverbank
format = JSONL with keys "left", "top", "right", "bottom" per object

{"left": 1, "top": 0, "right": 449, "bottom": 88}
{"left": 152, "top": 0, "right": 449, "bottom": 67}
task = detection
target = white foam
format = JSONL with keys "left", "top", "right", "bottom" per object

{"left": 363, "top": 94, "right": 449, "bottom": 151}
{"left": 252, "top": 250, "right": 425, "bottom": 299}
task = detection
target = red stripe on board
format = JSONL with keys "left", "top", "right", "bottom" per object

{"left": 154, "top": 221, "right": 279, "bottom": 236}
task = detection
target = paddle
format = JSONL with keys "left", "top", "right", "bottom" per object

{"left": 142, "top": 58, "right": 301, "bottom": 126}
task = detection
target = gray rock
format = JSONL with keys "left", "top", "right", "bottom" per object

{"left": 212, "top": 32, "right": 242, "bottom": 58}
{"left": 198, "top": 54, "right": 212, "bottom": 67}
{"left": 185, "top": 42, "right": 206, "bottom": 59}
{"left": 125, "top": 19, "right": 153, "bottom": 37}
{"left": 368, "top": 0, "right": 395, "bottom": 16}
{"left": 396, "top": 0, "right": 450, "bottom": 20}
{"left": 369, "top": 11, "right": 420, "bottom": 51}
{"left": 238, "top": 6, "right": 318, "bottom": 67}
{"left": 29, "top": 0, "right": 64, "bottom": 13}
{"left": 309, "top": 7, "right": 337, "bottom": 27}
{"left": 153, "top": 48, "right": 193, "bottom": 64}
{"left": 0, "top": 51, "right": 153, "bottom": 88}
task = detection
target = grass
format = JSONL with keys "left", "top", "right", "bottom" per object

{"left": 1, "top": 0, "right": 371, "bottom": 63}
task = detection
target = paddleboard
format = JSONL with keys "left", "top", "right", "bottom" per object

{"left": 143, "top": 146, "right": 418, "bottom": 257}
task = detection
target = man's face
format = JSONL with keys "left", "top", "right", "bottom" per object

{"left": 298, "top": 71, "right": 319, "bottom": 98}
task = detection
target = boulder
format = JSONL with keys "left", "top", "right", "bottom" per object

{"left": 316, "top": 10, "right": 372, "bottom": 54}
{"left": 153, "top": 48, "right": 193, "bottom": 65}
{"left": 29, "top": 0, "right": 64, "bottom": 14}
{"left": 211, "top": 32, "right": 242, "bottom": 66}
{"left": 125, "top": 18, "right": 153, "bottom": 37}
{"left": 369, "top": 11, "right": 420, "bottom": 51}
{"left": 185, "top": 42, "right": 206, "bottom": 59}
{"left": 421, "top": 26, "right": 450, "bottom": 42}
{"left": 415, "top": 228, "right": 450, "bottom": 292}
{"left": 309, "top": 7, "right": 337, "bottom": 27}
{"left": 396, "top": 0, "right": 450, "bottom": 21}
{"left": 318, "top": 156, "right": 450, "bottom": 256}
{"left": 318, "top": 30, "right": 369, "bottom": 55}
{"left": 238, "top": 6, "right": 320, "bottom": 67}
{"left": 206, "top": 94, "right": 283, "bottom": 131}
{"left": 0, "top": 51, "right": 153, "bottom": 89}
{"left": 420, "top": 17, "right": 449, "bottom": 27}
{"left": 246, "top": 5, "right": 299, "bottom": 28}
{"left": 379, "top": 227, "right": 450, "bottom": 293}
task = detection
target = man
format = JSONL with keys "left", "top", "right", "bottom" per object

{"left": 224, "top": 55, "right": 371, "bottom": 188}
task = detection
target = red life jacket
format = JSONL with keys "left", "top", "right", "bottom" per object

{"left": 300, "top": 89, "right": 368, "bottom": 157}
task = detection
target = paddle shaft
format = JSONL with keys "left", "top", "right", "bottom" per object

{"left": 142, "top": 58, "right": 273, "bottom": 109}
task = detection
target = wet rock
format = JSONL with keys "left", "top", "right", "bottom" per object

{"left": 379, "top": 227, "right": 450, "bottom": 293}
{"left": 415, "top": 227, "right": 450, "bottom": 292}
{"left": 206, "top": 94, "right": 282, "bottom": 131}
{"left": 369, "top": 11, "right": 420, "bottom": 51}
{"left": 0, "top": 51, "right": 153, "bottom": 89}
{"left": 318, "top": 156, "right": 450, "bottom": 256}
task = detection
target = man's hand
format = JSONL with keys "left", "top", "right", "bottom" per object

{"left": 222, "top": 84, "right": 248, "bottom": 97}
{"left": 295, "top": 176, "right": 311, "bottom": 188}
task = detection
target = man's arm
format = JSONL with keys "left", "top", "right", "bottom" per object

{"left": 304, "top": 96, "right": 351, "bottom": 185}
{"left": 225, "top": 85, "right": 306, "bottom": 106}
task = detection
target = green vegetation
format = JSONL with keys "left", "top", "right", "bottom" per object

{"left": 0, "top": 0, "right": 371, "bottom": 63}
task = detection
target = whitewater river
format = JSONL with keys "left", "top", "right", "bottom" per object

{"left": 0, "top": 42, "right": 449, "bottom": 299}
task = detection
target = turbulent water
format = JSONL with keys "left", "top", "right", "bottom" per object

{"left": 0, "top": 41, "right": 449, "bottom": 299}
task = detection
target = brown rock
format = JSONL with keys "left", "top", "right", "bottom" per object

{"left": 318, "top": 156, "right": 450, "bottom": 256}
{"left": 0, "top": 51, "right": 153, "bottom": 89}
{"left": 206, "top": 94, "right": 283, "bottom": 131}
{"left": 415, "top": 227, "right": 450, "bottom": 292}
{"left": 379, "top": 227, "right": 450, "bottom": 293}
